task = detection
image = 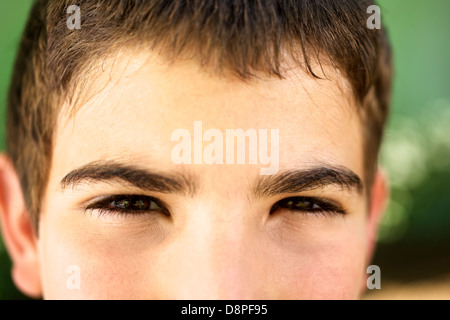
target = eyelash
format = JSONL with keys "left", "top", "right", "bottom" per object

{"left": 84, "top": 195, "right": 346, "bottom": 217}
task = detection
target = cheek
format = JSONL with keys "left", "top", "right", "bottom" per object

{"left": 266, "top": 216, "right": 368, "bottom": 299}
{"left": 38, "top": 210, "right": 164, "bottom": 299}
{"left": 278, "top": 239, "right": 367, "bottom": 299}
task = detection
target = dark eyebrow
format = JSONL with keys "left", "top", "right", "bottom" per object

{"left": 253, "top": 166, "right": 363, "bottom": 198}
{"left": 60, "top": 161, "right": 197, "bottom": 196}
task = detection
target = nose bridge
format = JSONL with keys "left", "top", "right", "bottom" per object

{"left": 161, "top": 200, "right": 263, "bottom": 299}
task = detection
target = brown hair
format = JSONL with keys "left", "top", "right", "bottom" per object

{"left": 7, "top": 0, "right": 392, "bottom": 229}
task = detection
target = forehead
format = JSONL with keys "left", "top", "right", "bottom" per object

{"left": 53, "top": 49, "right": 363, "bottom": 184}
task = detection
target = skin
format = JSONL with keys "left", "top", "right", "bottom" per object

{"left": 0, "top": 49, "right": 388, "bottom": 299}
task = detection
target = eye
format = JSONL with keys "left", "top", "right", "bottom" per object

{"left": 85, "top": 195, "right": 169, "bottom": 216}
{"left": 270, "top": 196, "right": 346, "bottom": 216}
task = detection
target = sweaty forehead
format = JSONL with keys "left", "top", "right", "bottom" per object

{"left": 53, "top": 48, "right": 363, "bottom": 183}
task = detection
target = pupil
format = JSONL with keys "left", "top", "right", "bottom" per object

{"left": 110, "top": 196, "right": 151, "bottom": 210}
{"left": 295, "top": 201, "right": 309, "bottom": 209}
{"left": 286, "top": 198, "right": 323, "bottom": 211}
{"left": 116, "top": 199, "right": 130, "bottom": 209}
{"left": 135, "top": 199, "right": 145, "bottom": 209}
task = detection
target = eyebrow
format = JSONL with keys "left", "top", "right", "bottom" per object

{"left": 60, "top": 161, "right": 197, "bottom": 196}
{"left": 61, "top": 161, "right": 362, "bottom": 198}
{"left": 253, "top": 166, "right": 363, "bottom": 198}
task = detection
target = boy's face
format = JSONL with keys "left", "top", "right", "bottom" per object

{"left": 4, "top": 50, "right": 386, "bottom": 299}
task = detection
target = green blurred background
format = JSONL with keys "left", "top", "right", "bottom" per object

{"left": 0, "top": 1, "right": 449, "bottom": 299}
